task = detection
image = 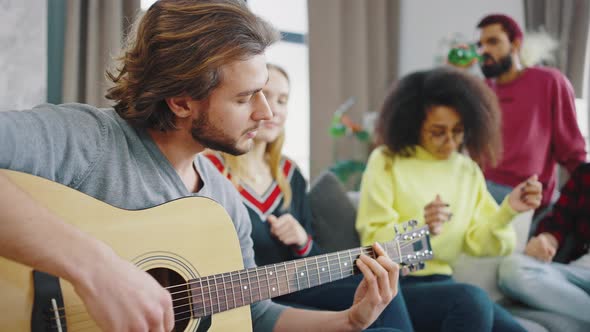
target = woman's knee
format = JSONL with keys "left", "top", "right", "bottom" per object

{"left": 497, "top": 254, "right": 536, "bottom": 293}
{"left": 455, "top": 283, "right": 494, "bottom": 312}
{"left": 446, "top": 283, "right": 494, "bottom": 330}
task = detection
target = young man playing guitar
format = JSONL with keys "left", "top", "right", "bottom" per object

{"left": 0, "top": 1, "right": 401, "bottom": 331}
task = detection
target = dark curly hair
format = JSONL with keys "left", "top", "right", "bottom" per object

{"left": 105, "top": 0, "right": 279, "bottom": 131}
{"left": 376, "top": 67, "right": 502, "bottom": 167}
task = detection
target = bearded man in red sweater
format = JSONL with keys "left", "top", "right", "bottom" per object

{"left": 476, "top": 14, "right": 587, "bottom": 218}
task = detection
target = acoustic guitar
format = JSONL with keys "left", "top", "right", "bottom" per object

{"left": 0, "top": 170, "right": 433, "bottom": 331}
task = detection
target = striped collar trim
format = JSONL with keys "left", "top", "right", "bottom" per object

{"left": 240, "top": 158, "right": 295, "bottom": 220}
{"left": 204, "top": 153, "right": 295, "bottom": 220}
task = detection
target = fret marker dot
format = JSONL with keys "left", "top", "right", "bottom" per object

{"left": 322, "top": 268, "right": 326, "bottom": 271}
{"left": 272, "top": 287, "right": 276, "bottom": 291}
{"left": 244, "top": 286, "right": 248, "bottom": 290}
{"left": 344, "top": 262, "right": 348, "bottom": 266}
{"left": 269, "top": 272, "right": 273, "bottom": 275}
{"left": 300, "top": 272, "right": 305, "bottom": 276}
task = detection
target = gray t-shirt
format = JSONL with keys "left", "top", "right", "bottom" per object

{"left": 0, "top": 103, "right": 285, "bottom": 331}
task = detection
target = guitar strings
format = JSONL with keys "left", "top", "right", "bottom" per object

{"left": 162, "top": 245, "right": 424, "bottom": 316}
{"left": 47, "top": 310, "right": 202, "bottom": 332}
{"left": 47, "top": 246, "right": 388, "bottom": 320}
{"left": 49, "top": 243, "right": 397, "bottom": 318}
{"left": 47, "top": 239, "right": 425, "bottom": 321}
{"left": 50, "top": 257, "right": 427, "bottom": 331}
{"left": 46, "top": 237, "right": 426, "bottom": 322}
{"left": 46, "top": 241, "right": 426, "bottom": 328}
{"left": 44, "top": 260, "right": 378, "bottom": 332}
{"left": 50, "top": 252, "right": 372, "bottom": 323}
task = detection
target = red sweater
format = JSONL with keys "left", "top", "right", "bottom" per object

{"left": 484, "top": 67, "right": 586, "bottom": 208}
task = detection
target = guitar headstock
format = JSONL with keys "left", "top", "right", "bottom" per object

{"left": 383, "top": 220, "right": 433, "bottom": 272}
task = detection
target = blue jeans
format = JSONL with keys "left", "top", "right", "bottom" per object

{"left": 275, "top": 274, "right": 413, "bottom": 331}
{"left": 498, "top": 254, "right": 590, "bottom": 322}
{"left": 401, "top": 275, "right": 525, "bottom": 332}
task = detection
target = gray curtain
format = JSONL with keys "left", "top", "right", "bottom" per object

{"left": 308, "top": 0, "right": 400, "bottom": 180}
{"left": 62, "top": 0, "right": 140, "bottom": 107}
{"left": 524, "top": 0, "right": 590, "bottom": 97}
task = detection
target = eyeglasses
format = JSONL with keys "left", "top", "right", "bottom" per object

{"left": 424, "top": 129, "right": 465, "bottom": 146}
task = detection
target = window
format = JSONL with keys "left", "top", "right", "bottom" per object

{"left": 140, "top": 0, "right": 156, "bottom": 10}
{"left": 248, "top": 0, "right": 310, "bottom": 178}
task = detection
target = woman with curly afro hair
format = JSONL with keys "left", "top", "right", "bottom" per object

{"left": 356, "top": 67, "right": 542, "bottom": 332}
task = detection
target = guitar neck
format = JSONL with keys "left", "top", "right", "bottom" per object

{"left": 189, "top": 243, "right": 401, "bottom": 318}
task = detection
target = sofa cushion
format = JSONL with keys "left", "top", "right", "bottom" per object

{"left": 308, "top": 171, "right": 360, "bottom": 252}
{"left": 453, "top": 210, "right": 533, "bottom": 301}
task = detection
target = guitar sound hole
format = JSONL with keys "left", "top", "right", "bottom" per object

{"left": 147, "top": 268, "right": 190, "bottom": 332}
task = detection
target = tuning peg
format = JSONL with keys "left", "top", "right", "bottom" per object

{"left": 418, "top": 262, "right": 425, "bottom": 270}
{"left": 393, "top": 224, "right": 399, "bottom": 234}
{"left": 408, "top": 219, "right": 418, "bottom": 229}
{"left": 402, "top": 222, "right": 408, "bottom": 232}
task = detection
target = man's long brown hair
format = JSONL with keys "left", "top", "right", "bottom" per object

{"left": 105, "top": 0, "right": 279, "bottom": 131}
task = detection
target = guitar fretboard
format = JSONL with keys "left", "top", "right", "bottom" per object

{"left": 188, "top": 242, "right": 402, "bottom": 318}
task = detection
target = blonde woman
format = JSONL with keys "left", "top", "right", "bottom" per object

{"left": 206, "top": 64, "right": 413, "bottom": 331}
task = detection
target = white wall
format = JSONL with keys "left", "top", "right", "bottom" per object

{"left": 249, "top": 0, "right": 310, "bottom": 179}
{"left": 0, "top": 0, "right": 46, "bottom": 110}
{"left": 398, "top": 0, "right": 524, "bottom": 76}
{"left": 264, "top": 42, "right": 310, "bottom": 179}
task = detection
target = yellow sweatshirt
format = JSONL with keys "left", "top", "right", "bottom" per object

{"left": 356, "top": 146, "right": 518, "bottom": 276}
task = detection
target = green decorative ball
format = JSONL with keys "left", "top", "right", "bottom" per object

{"left": 329, "top": 124, "right": 347, "bottom": 137}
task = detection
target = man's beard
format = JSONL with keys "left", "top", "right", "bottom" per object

{"left": 190, "top": 110, "right": 252, "bottom": 156}
{"left": 480, "top": 53, "right": 513, "bottom": 78}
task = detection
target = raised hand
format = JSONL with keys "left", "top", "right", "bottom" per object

{"left": 267, "top": 213, "right": 308, "bottom": 247}
{"left": 508, "top": 174, "right": 542, "bottom": 212}
{"left": 346, "top": 243, "right": 400, "bottom": 330}
{"left": 423, "top": 194, "right": 452, "bottom": 236}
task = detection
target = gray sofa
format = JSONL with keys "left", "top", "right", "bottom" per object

{"left": 308, "top": 171, "right": 590, "bottom": 332}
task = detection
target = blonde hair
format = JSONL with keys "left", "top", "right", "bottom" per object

{"left": 219, "top": 132, "right": 292, "bottom": 209}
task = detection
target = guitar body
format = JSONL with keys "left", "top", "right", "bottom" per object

{"left": 0, "top": 170, "right": 252, "bottom": 332}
